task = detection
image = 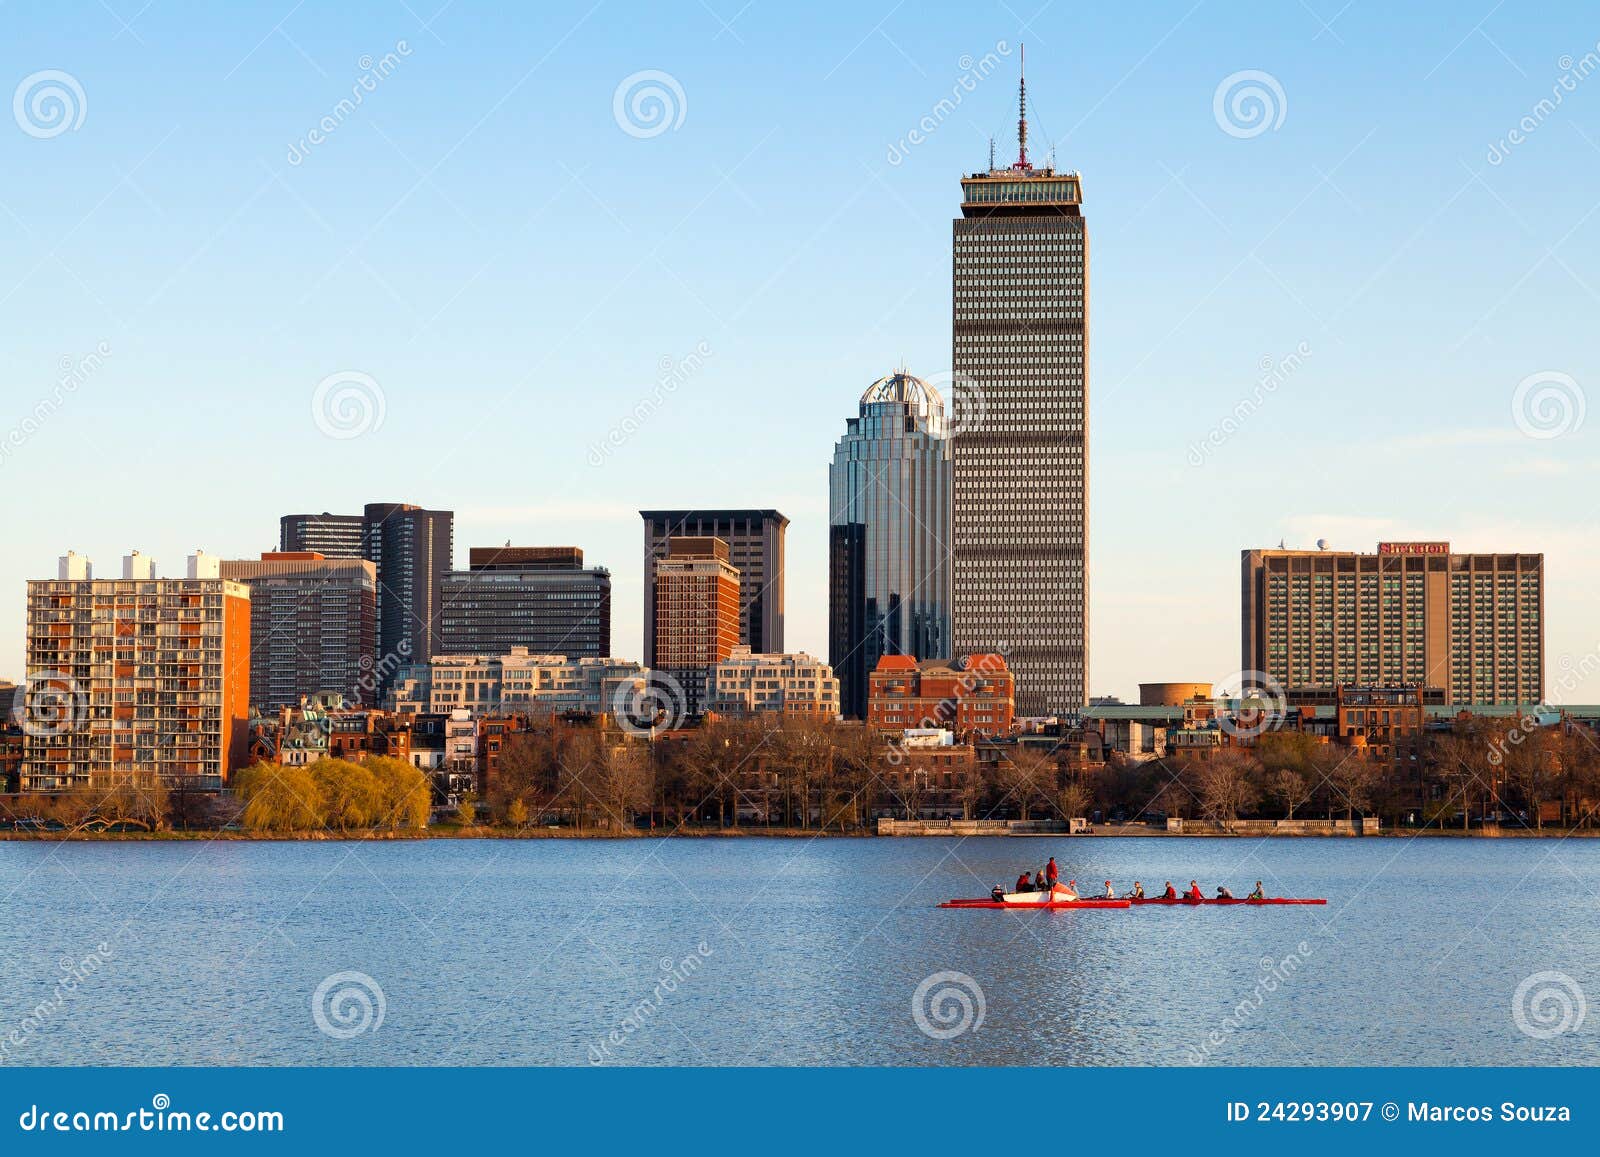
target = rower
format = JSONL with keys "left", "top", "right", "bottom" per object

{"left": 991, "top": 885, "right": 1006, "bottom": 901}
{"left": 1126, "top": 881, "right": 1146, "bottom": 899}
{"left": 1187, "top": 880, "right": 1204, "bottom": 901}
{"left": 1102, "top": 879, "right": 1115, "bottom": 899}
{"left": 1161, "top": 881, "right": 1177, "bottom": 899}
{"left": 1248, "top": 881, "right": 1265, "bottom": 900}
{"left": 1216, "top": 885, "right": 1234, "bottom": 900}
{"left": 1015, "top": 871, "right": 1033, "bottom": 894}
{"left": 1034, "top": 869, "right": 1048, "bottom": 892}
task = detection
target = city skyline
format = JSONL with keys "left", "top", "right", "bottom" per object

{"left": 3, "top": 3, "right": 1598, "bottom": 704}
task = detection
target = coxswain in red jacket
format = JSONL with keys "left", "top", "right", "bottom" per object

{"left": 1016, "top": 872, "right": 1032, "bottom": 893}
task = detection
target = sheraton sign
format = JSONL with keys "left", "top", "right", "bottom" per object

{"left": 1376, "top": 541, "right": 1450, "bottom": 556}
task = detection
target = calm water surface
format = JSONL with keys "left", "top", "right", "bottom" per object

{"left": 1, "top": 836, "right": 1596, "bottom": 1066}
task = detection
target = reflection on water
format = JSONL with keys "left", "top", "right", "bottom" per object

{"left": 1, "top": 836, "right": 1595, "bottom": 1066}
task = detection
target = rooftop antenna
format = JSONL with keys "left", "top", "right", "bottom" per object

{"left": 1016, "top": 43, "right": 1029, "bottom": 169}
{"left": 988, "top": 136, "right": 996, "bottom": 171}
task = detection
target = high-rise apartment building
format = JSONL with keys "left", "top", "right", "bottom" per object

{"left": 1241, "top": 542, "right": 1544, "bottom": 705}
{"left": 440, "top": 546, "right": 611, "bottom": 659}
{"left": 951, "top": 64, "right": 1089, "bottom": 718}
{"left": 22, "top": 553, "right": 252, "bottom": 790}
{"left": 278, "top": 502, "right": 454, "bottom": 682}
{"left": 651, "top": 536, "right": 741, "bottom": 717}
{"left": 219, "top": 552, "right": 379, "bottom": 710}
{"left": 641, "top": 510, "right": 785, "bottom": 663}
{"left": 829, "top": 371, "right": 953, "bottom": 718}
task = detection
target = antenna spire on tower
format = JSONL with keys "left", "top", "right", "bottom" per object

{"left": 1016, "top": 43, "right": 1029, "bottom": 168}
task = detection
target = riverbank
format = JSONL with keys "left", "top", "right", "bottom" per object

{"left": 3, "top": 824, "right": 1598, "bottom": 841}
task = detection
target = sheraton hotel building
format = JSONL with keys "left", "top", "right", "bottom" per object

{"left": 1242, "top": 542, "right": 1544, "bottom": 707}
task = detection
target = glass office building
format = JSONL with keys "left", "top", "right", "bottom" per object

{"left": 829, "top": 371, "right": 953, "bottom": 719}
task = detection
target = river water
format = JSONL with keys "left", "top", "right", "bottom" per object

{"left": 0, "top": 836, "right": 1595, "bottom": 1066}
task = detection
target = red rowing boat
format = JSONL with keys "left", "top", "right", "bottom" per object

{"left": 940, "top": 897, "right": 1131, "bottom": 909}
{"left": 1130, "top": 896, "right": 1326, "bottom": 906}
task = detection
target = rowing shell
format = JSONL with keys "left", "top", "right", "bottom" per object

{"left": 1130, "top": 897, "right": 1326, "bottom": 906}
{"left": 940, "top": 897, "right": 1132, "bottom": 909}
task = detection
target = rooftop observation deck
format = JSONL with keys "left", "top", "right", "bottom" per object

{"left": 960, "top": 166, "right": 1083, "bottom": 217}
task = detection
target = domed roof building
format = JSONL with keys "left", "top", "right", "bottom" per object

{"left": 828, "top": 371, "right": 953, "bottom": 719}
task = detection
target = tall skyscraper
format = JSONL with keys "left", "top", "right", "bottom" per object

{"left": 651, "top": 536, "right": 741, "bottom": 717}
{"left": 363, "top": 503, "right": 453, "bottom": 676}
{"left": 1241, "top": 542, "right": 1544, "bottom": 706}
{"left": 277, "top": 502, "right": 454, "bottom": 683}
{"left": 951, "top": 60, "right": 1089, "bottom": 718}
{"left": 440, "top": 546, "right": 612, "bottom": 659}
{"left": 219, "top": 552, "right": 379, "bottom": 710}
{"left": 640, "top": 510, "right": 786, "bottom": 663}
{"left": 23, "top": 553, "right": 251, "bottom": 790}
{"left": 828, "top": 371, "right": 953, "bottom": 718}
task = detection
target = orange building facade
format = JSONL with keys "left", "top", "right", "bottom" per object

{"left": 866, "top": 654, "right": 1015, "bottom": 736}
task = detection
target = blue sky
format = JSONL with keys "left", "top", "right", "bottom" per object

{"left": 2, "top": 1, "right": 1598, "bottom": 702}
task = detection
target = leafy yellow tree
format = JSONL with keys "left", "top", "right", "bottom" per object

{"left": 365, "top": 756, "right": 431, "bottom": 829}
{"left": 233, "top": 762, "right": 324, "bottom": 831}
{"left": 309, "top": 758, "right": 382, "bottom": 832}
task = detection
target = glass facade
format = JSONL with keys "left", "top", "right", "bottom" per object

{"left": 828, "top": 372, "right": 952, "bottom": 719}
